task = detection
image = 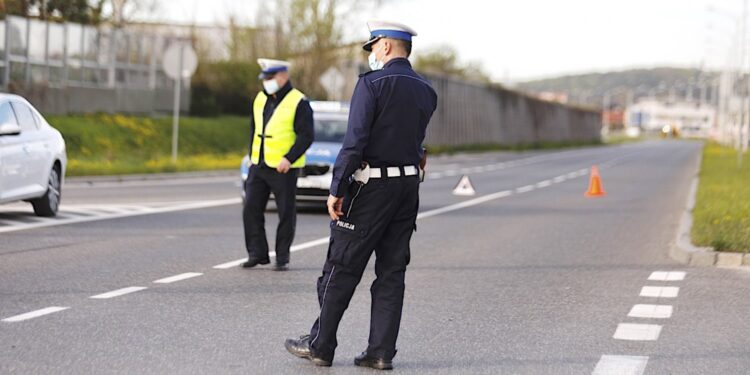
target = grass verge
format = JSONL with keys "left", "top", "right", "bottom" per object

{"left": 49, "top": 113, "right": 248, "bottom": 176}
{"left": 692, "top": 142, "right": 750, "bottom": 253}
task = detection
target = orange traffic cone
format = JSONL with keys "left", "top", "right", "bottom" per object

{"left": 585, "top": 165, "right": 607, "bottom": 197}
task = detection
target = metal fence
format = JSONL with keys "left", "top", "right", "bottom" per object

{"left": 0, "top": 16, "right": 191, "bottom": 114}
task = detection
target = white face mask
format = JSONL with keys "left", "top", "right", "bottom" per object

{"left": 368, "top": 45, "right": 385, "bottom": 71}
{"left": 263, "top": 78, "right": 280, "bottom": 95}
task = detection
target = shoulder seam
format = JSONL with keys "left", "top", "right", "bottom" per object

{"left": 371, "top": 74, "right": 432, "bottom": 86}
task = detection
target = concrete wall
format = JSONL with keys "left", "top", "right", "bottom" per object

{"left": 424, "top": 74, "right": 602, "bottom": 146}
{"left": 10, "top": 84, "right": 190, "bottom": 115}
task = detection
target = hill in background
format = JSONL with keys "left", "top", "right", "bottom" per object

{"left": 515, "top": 67, "right": 718, "bottom": 109}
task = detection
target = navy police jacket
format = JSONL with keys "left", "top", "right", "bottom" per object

{"left": 330, "top": 58, "right": 438, "bottom": 197}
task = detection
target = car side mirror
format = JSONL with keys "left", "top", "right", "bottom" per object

{"left": 0, "top": 122, "right": 21, "bottom": 136}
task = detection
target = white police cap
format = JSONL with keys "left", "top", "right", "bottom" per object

{"left": 363, "top": 20, "right": 417, "bottom": 52}
{"left": 257, "top": 58, "right": 291, "bottom": 80}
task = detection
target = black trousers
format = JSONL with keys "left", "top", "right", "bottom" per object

{"left": 308, "top": 175, "right": 419, "bottom": 361}
{"left": 242, "top": 164, "right": 299, "bottom": 264}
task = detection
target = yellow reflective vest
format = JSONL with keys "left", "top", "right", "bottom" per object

{"left": 251, "top": 89, "right": 306, "bottom": 168}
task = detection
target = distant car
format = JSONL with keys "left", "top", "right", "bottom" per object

{"left": 0, "top": 94, "right": 67, "bottom": 216}
{"left": 241, "top": 101, "right": 349, "bottom": 203}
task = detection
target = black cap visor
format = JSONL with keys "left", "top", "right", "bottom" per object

{"left": 362, "top": 36, "right": 381, "bottom": 52}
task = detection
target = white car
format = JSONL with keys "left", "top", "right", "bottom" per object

{"left": 0, "top": 94, "right": 67, "bottom": 216}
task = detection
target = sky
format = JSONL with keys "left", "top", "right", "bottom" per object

{"left": 144, "top": 0, "right": 745, "bottom": 82}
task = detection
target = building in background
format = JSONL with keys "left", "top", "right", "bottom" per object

{"left": 625, "top": 98, "right": 716, "bottom": 138}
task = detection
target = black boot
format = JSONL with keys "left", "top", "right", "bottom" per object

{"left": 273, "top": 262, "right": 289, "bottom": 271}
{"left": 354, "top": 351, "right": 393, "bottom": 370}
{"left": 241, "top": 257, "right": 269, "bottom": 268}
{"left": 284, "top": 335, "right": 332, "bottom": 367}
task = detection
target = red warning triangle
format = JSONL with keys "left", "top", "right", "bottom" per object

{"left": 452, "top": 175, "right": 476, "bottom": 196}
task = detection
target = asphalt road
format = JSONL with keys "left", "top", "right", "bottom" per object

{"left": 2, "top": 140, "right": 749, "bottom": 374}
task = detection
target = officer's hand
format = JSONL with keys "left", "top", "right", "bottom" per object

{"left": 327, "top": 195, "right": 344, "bottom": 221}
{"left": 277, "top": 157, "right": 291, "bottom": 174}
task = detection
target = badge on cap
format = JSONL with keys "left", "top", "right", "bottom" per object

{"left": 363, "top": 20, "right": 417, "bottom": 52}
{"left": 257, "top": 58, "right": 291, "bottom": 80}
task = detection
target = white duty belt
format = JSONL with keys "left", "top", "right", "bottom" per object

{"left": 353, "top": 165, "right": 419, "bottom": 184}
{"left": 369, "top": 166, "right": 418, "bottom": 178}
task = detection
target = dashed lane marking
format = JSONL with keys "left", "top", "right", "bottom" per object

{"left": 627, "top": 304, "right": 673, "bottom": 319}
{"left": 153, "top": 272, "right": 203, "bottom": 284}
{"left": 613, "top": 323, "right": 662, "bottom": 341}
{"left": 592, "top": 355, "right": 649, "bottom": 375}
{"left": 640, "top": 286, "right": 679, "bottom": 298}
{"left": 90, "top": 287, "right": 148, "bottom": 299}
{"left": 2, "top": 306, "right": 69, "bottom": 322}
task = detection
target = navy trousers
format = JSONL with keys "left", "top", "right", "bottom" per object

{"left": 242, "top": 164, "right": 299, "bottom": 264}
{"left": 309, "top": 175, "right": 419, "bottom": 361}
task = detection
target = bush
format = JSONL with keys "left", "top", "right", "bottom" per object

{"left": 190, "top": 61, "right": 261, "bottom": 116}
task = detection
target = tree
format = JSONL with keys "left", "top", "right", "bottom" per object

{"left": 414, "top": 45, "right": 492, "bottom": 83}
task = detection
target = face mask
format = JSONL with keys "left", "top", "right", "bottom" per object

{"left": 263, "top": 78, "right": 280, "bottom": 95}
{"left": 368, "top": 45, "right": 385, "bottom": 71}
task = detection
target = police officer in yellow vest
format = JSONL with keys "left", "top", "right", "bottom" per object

{"left": 242, "top": 58, "right": 314, "bottom": 272}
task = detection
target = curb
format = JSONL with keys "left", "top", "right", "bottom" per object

{"left": 66, "top": 169, "right": 236, "bottom": 185}
{"left": 671, "top": 177, "right": 750, "bottom": 268}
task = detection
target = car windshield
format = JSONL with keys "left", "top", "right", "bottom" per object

{"left": 314, "top": 117, "right": 348, "bottom": 143}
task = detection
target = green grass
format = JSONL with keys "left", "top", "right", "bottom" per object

{"left": 692, "top": 142, "right": 750, "bottom": 253}
{"left": 48, "top": 114, "right": 249, "bottom": 176}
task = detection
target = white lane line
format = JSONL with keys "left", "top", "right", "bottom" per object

{"left": 417, "top": 190, "right": 513, "bottom": 220}
{"left": 536, "top": 180, "right": 552, "bottom": 188}
{"left": 90, "top": 286, "right": 148, "bottom": 299}
{"left": 552, "top": 175, "right": 567, "bottom": 183}
{"left": 444, "top": 170, "right": 458, "bottom": 177}
{"left": 213, "top": 237, "right": 333, "bottom": 269}
{"left": 567, "top": 171, "right": 579, "bottom": 179}
{"left": 648, "top": 271, "right": 686, "bottom": 281}
{"left": 628, "top": 304, "right": 673, "bottom": 319}
{"left": 613, "top": 323, "right": 662, "bottom": 341}
{"left": 592, "top": 355, "right": 649, "bottom": 375}
{"left": 2, "top": 306, "right": 69, "bottom": 322}
{"left": 153, "top": 272, "right": 203, "bottom": 284}
{"left": 213, "top": 258, "right": 249, "bottom": 269}
{"left": 515, "top": 185, "right": 535, "bottom": 194}
{"left": 0, "top": 198, "right": 241, "bottom": 234}
{"left": 640, "top": 286, "right": 679, "bottom": 298}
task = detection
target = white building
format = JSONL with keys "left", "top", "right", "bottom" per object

{"left": 625, "top": 98, "right": 716, "bottom": 138}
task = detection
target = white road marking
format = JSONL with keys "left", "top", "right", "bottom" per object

{"left": 0, "top": 198, "right": 241, "bottom": 234}
{"left": 592, "top": 355, "right": 649, "bottom": 375}
{"left": 553, "top": 175, "right": 567, "bottom": 183}
{"left": 417, "top": 190, "right": 513, "bottom": 220}
{"left": 153, "top": 272, "right": 203, "bottom": 284}
{"left": 648, "top": 271, "right": 686, "bottom": 281}
{"left": 613, "top": 323, "right": 662, "bottom": 341}
{"left": 2, "top": 306, "right": 69, "bottom": 322}
{"left": 515, "top": 185, "right": 535, "bottom": 193}
{"left": 640, "top": 286, "right": 679, "bottom": 298}
{"left": 213, "top": 258, "right": 249, "bottom": 269}
{"left": 567, "top": 171, "right": 579, "bottom": 178}
{"left": 628, "top": 304, "right": 673, "bottom": 319}
{"left": 90, "top": 286, "right": 148, "bottom": 299}
{"left": 536, "top": 180, "right": 552, "bottom": 188}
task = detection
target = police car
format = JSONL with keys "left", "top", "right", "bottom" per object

{"left": 241, "top": 101, "right": 349, "bottom": 203}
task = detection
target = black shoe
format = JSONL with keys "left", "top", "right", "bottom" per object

{"left": 241, "top": 257, "right": 270, "bottom": 268}
{"left": 354, "top": 351, "right": 393, "bottom": 370}
{"left": 284, "top": 335, "right": 332, "bottom": 367}
{"left": 273, "top": 263, "right": 289, "bottom": 272}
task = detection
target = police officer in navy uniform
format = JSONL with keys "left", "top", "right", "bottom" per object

{"left": 242, "top": 59, "right": 314, "bottom": 272}
{"left": 285, "top": 21, "right": 437, "bottom": 369}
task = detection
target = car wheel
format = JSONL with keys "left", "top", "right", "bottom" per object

{"left": 31, "top": 166, "right": 61, "bottom": 217}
